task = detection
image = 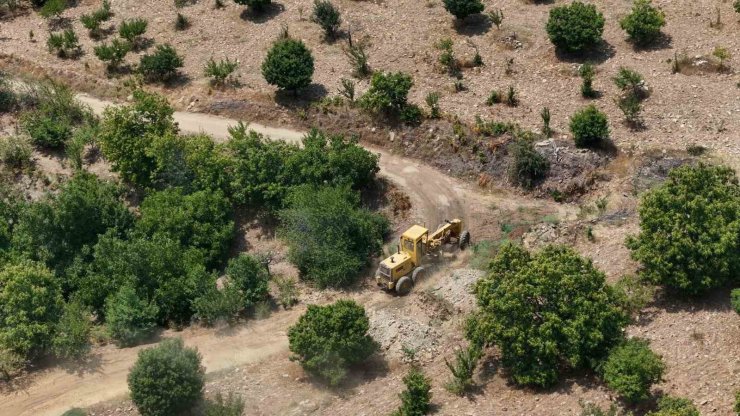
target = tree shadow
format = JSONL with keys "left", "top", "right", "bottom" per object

{"left": 161, "top": 72, "right": 192, "bottom": 89}
{"left": 308, "top": 353, "right": 390, "bottom": 394}
{"left": 555, "top": 40, "right": 616, "bottom": 65}
{"left": 48, "top": 16, "right": 73, "bottom": 30}
{"left": 239, "top": 2, "right": 284, "bottom": 24}
{"left": 632, "top": 286, "right": 735, "bottom": 328}
{"left": 131, "top": 37, "right": 155, "bottom": 52}
{"left": 57, "top": 351, "right": 104, "bottom": 376}
{"left": 632, "top": 33, "right": 673, "bottom": 52}
{"left": 274, "top": 83, "right": 329, "bottom": 108}
{"left": 453, "top": 14, "right": 492, "bottom": 36}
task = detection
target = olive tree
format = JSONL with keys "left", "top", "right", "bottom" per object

{"left": 261, "top": 37, "right": 314, "bottom": 92}
{"left": 570, "top": 105, "right": 609, "bottom": 148}
{"left": 442, "top": 0, "right": 484, "bottom": 21}
{"left": 546, "top": 1, "right": 605, "bottom": 53}
{"left": 288, "top": 299, "right": 377, "bottom": 385}
{"left": 467, "top": 244, "right": 628, "bottom": 387}
{"left": 620, "top": 0, "right": 665, "bottom": 47}
{"left": 601, "top": 338, "right": 665, "bottom": 403}
{"left": 627, "top": 164, "right": 740, "bottom": 295}
{"left": 128, "top": 338, "right": 204, "bottom": 416}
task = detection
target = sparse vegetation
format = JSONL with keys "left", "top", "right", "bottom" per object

{"left": 288, "top": 299, "right": 377, "bottom": 385}
{"left": 570, "top": 105, "right": 609, "bottom": 148}
{"left": 488, "top": 8, "right": 504, "bottom": 29}
{"left": 620, "top": 0, "right": 666, "bottom": 46}
{"left": 546, "top": 1, "right": 605, "bottom": 53}
{"left": 445, "top": 343, "right": 482, "bottom": 395}
{"left": 0, "top": 135, "right": 33, "bottom": 169}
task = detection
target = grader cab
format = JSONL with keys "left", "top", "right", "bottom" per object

{"left": 375, "top": 219, "right": 470, "bottom": 295}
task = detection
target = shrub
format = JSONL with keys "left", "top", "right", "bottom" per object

{"left": 505, "top": 85, "right": 518, "bottom": 106}
{"left": 204, "top": 57, "right": 239, "bottom": 86}
{"left": 613, "top": 274, "right": 655, "bottom": 318}
{"left": 139, "top": 44, "right": 184, "bottom": 83}
{"left": 274, "top": 276, "right": 299, "bottom": 309}
{"left": 442, "top": 0, "right": 484, "bottom": 20}
{"left": 601, "top": 338, "right": 665, "bottom": 403}
{"left": 174, "top": 12, "right": 190, "bottom": 30}
{"left": 435, "top": 38, "right": 458, "bottom": 76}
{"left": 467, "top": 244, "right": 628, "bottom": 387}
{"left": 546, "top": 1, "right": 605, "bottom": 53}
{"left": 80, "top": 13, "right": 103, "bottom": 38}
{"left": 735, "top": 0, "right": 740, "bottom": 14}
{"left": 0, "top": 75, "right": 17, "bottom": 113}
{"left": 105, "top": 285, "right": 159, "bottom": 347}
{"left": 47, "top": 29, "right": 80, "bottom": 59}
{"left": 94, "top": 39, "right": 131, "bottom": 71}
{"left": 98, "top": 89, "right": 177, "bottom": 185}
{"left": 288, "top": 299, "right": 377, "bottom": 385}
{"left": 136, "top": 188, "right": 234, "bottom": 268}
{"left": 344, "top": 39, "right": 370, "bottom": 78}
{"left": 312, "top": 0, "right": 341, "bottom": 39}
{"left": 192, "top": 282, "right": 243, "bottom": 325}
{"left": 234, "top": 0, "right": 270, "bottom": 13}
{"left": 735, "top": 390, "right": 740, "bottom": 415}
{"left": 0, "top": 348, "right": 25, "bottom": 380}
{"left": 627, "top": 164, "right": 740, "bottom": 295}
{"left": 620, "top": 0, "right": 665, "bottom": 46}
{"left": 226, "top": 254, "right": 270, "bottom": 307}
{"left": 39, "top": 0, "right": 66, "bottom": 19}
{"left": 613, "top": 67, "right": 646, "bottom": 97}
{"left": 60, "top": 409, "right": 87, "bottom": 416}
{"left": 445, "top": 344, "right": 482, "bottom": 395}
{"left": 393, "top": 367, "right": 432, "bottom": 416}
{"left": 262, "top": 37, "right": 314, "bottom": 92}
{"left": 204, "top": 392, "right": 245, "bottom": 416}
{"left": 570, "top": 105, "right": 609, "bottom": 148}
{"left": 486, "top": 90, "right": 502, "bottom": 105}
{"left": 119, "top": 18, "right": 148, "bottom": 47}
{"left": 51, "top": 301, "right": 91, "bottom": 360}
{"left": 731, "top": 289, "right": 740, "bottom": 315}
{"left": 0, "top": 262, "right": 63, "bottom": 358}
{"left": 425, "top": 92, "right": 440, "bottom": 119}
{"left": 646, "top": 396, "right": 699, "bottom": 416}
{"left": 280, "top": 185, "right": 388, "bottom": 288}
{"left": 509, "top": 138, "right": 549, "bottom": 189}
{"left": 128, "top": 338, "right": 204, "bottom": 416}
{"left": 399, "top": 104, "right": 423, "bottom": 125}
{"left": 359, "top": 71, "right": 413, "bottom": 115}
{"left": 541, "top": 107, "right": 552, "bottom": 137}
{"left": 713, "top": 46, "right": 731, "bottom": 70}
{"left": 616, "top": 94, "right": 642, "bottom": 127}
{"left": 488, "top": 8, "right": 504, "bottom": 29}
{"left": 0, "top": 135, "right": 33, "bottom": 169}
{"left": 20, "top": 110, "right": 72, "bottom": 148}
{"left": 580, "top": 63, "right": 596, "bottom": 98}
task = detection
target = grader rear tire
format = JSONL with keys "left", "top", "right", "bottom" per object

{"left": 459, "top": 230, "right": 471, "bottom": 249}
{"left": 395, "top": 276, "right": 413, "bottom": 296}
{"left": 412, "top": 266, "right": 425, "bottom": 283}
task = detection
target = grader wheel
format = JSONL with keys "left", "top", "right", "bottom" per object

{"left": 395, "top": 276, "right": 413, "bottom": 295}
{"left": 412, "top": 266, "right": 425, "bottom": 283}
{"left": 459, "top": 230, "right": 471, "bottom": 249}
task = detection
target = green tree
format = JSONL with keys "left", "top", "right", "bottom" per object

{"left": 261, "top": 37, "right": 314, "bottom": 92}
{"left": 98, "top": 90, "right": 177, "bottom": 186}
{"left": 601, "top": 338, "right": 665, "bottom": 403}
{"left": 359, "top": 71, "right": 413, "bottom": 115}
{"left": 546, "top": 1, "right": 605, "bottom": 53}
{"left": 137, "top": 188, "right": 234, "bottom": 268}
{"left": 128, "top": 338, "right": 204, "bottom": 416}
{"left": 288, "top": 299, "right": 377, "bottom": 385}
{"left": 0, "top": 262, "right": 63, "bottom": 358}
{"left": 312, "top": 0, "right": 341, "bottom": 39}
{"left": 442, "top": 0, "right": 484, "bottom": 20}
{"left": 620, "top": 0, "right": 665, "bottom": 47}
{"left": 52, "top": 300, "right": 92, "bottom": 360}
{"left": 12, "top": 172, "right": 134, "bottom": 277}
{"left": 570, "top": 105, "right": 609, "bottom": 148}
{"left": 192, "top": 282, "right": 243, "bottom": 325}
{"left": 467, "top": 244, "right": 628, "bottom": 387}
{"left": 105, "top": 285, "right": 159, "bottom": 347}
{"left": 646, "top": 396, "right": 700, "bottom": 416}
{"left": 627, "top": 164, "right": 740, "bottom": 295}
{"left": 225, "top": 254, "right": 270, "bottom": 307}
{"left": 393, "top": 367, "right": 432, "bottom": 416}
{"left": 279, "top": 185, "right": 388, "bottom": 287}
{"left": 139, "top": 44, "right": 184, "bottom": 83}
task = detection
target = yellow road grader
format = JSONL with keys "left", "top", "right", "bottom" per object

{"left": 375, "top": 219, "right": 470, "bottom": 295}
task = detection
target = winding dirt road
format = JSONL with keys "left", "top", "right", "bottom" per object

{"left": 0, "top": 94, "right": 565, "bottom": 416}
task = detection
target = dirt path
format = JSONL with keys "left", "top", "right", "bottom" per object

{"left": 0, "top": 94, "right": 572, "bottom": 416}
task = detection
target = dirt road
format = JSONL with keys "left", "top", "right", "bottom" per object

{"left": 0, "top": 95, "right": 568, "bottom": 416}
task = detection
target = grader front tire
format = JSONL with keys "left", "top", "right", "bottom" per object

{"left": 395, "top": 276, "right": 413, "bottom": 296}
{"left": 459, "top": 230, "right": 471, "bottom": 249}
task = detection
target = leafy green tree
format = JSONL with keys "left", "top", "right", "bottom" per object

{"left": 646, "top": 396, "right": 700, "bottom": 416}
{"left": 546, "top": 1, "right": 605, "bottom": 53}
{"left": 225, "top": 254, "right": 270, "bottom": 307}
{"left": 105, "top": 285, "right": 159, "bottom": 347}
{"left": 0, "top": 262, "right": 63, "bottom": 358}
{"left": 467, "top": 244, "right": 628, "bottom": 387}
{"left": 139, "top": 44, "right": 184, "bottom": 83}
{"left": 393, "top": 367, "right": 432, "bottom": 416}
{"left": 570, "top": 105, "right": 609, "bottom": 148}
{"left": 128, "top": 338, "right": 204, "bottom": 416}
{"left": 312, "top": 0, "right": 341, "bottom": 38}
{"left": 261, "top": 37, "right": 314, "bottom": 92}
{"left": 442, "top": 0, "right": 483, "bottom": 21}
{"left": 280, "top": 185, "right": 388, "bottom": 287}
{"left": 620, "top": 0, "right": 665, "bottom": 47}
{"left": 98, "top": 89, "right": 177, "bottom": 186}
{"left": 234, "top": 0, "right": 270, "bottom": 13}
{"left": 601, "top": 338, "right": 665, "bottom": 403}
{"left": 52, "top": 300, "right": 92, "bottom": 360}
{"left": 74, "top": 232, "right": 210, "bottom": 324}
{"left": 288, "top": 299, "right": 377, "bottom": 385}
{"left": 137, "top": 188, "right": 234, "bottom": 268}
{"left": 359, "top": 71, "right": 414, "bottom": 115}
{"left": 12, "top": 172, "right": 134, "bottom": 277}
{"left": 627, "top": 164, "right": 740, "bottom": 295}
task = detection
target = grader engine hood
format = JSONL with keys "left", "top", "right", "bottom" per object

{"left": 380, "top": 252, "right": 411, "bottom": 271}
{"left": 376, "top": 252, "right": 412, "bottom": 290}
